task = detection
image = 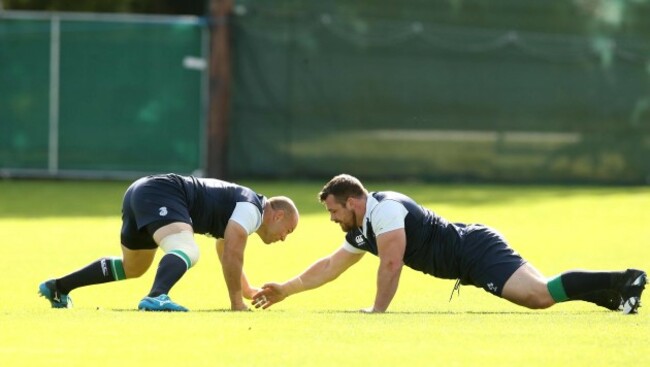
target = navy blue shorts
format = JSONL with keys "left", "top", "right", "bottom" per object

{"left": 456, "top": 224, "right": 526, "bottom": 297}
{"left": 120, "top": 175, "right": 192, "bottom": 250}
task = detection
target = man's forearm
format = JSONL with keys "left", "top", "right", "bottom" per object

{"left": 222, "top": 254, "right": 245, "bottom": 306}
{"left": 282, "top": 258, "right": 336, "bottom": 296}
{"left": 373, "top": 262, "right": 402, "bottom": 312}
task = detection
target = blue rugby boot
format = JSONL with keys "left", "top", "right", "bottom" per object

{"left": 38, "top": 279, "right": 72, "bottom": 308}
{"left": 618, "top": 269, "right": 647, "bottom": 314}
{"left": 138, "top": 294, "right": 188, "bottom": 312}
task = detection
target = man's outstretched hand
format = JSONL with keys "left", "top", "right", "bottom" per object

{"left": 252, "top": 283, "right": 287, "bottom": 309}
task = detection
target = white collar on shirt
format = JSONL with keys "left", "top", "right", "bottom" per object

{"left": 361, "top": 194, "right": 379, "bottom": 236}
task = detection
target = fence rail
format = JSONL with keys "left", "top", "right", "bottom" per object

{"left": 0, "top": 11, "right": 207, "bottom": 180}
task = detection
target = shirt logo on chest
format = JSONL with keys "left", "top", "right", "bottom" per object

{"left": 355, "top": 235, "right": 365, "bottom": 246}
{"left": 159, "top": 207, "right": 168, "bottom": 217}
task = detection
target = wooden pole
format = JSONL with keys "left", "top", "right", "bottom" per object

{"left": 206, "top": 0, "right": 232, "bottom": 179}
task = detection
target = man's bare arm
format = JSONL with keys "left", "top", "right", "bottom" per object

{"left": 253, "top": 246, "right": 364, "bottom": 309}
{"left": 364, "top": 228, "right": 406, "bottom": 313}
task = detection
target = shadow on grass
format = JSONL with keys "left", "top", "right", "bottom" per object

{"left": 109, "top": 308, "right": 617, "bottom": 315}
{"left": 310, "top": 309, "right": 620, "bottom": 316}
{"left": 316, "top": 309, "right": 620, "bottom": 315}
{"left": 110, "top": 308, "right": 235, "bottom": 313}
{"left": 313, "top": 310, "right": 539, "bottom": 315}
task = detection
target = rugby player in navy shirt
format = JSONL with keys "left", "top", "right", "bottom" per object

{"left": 253, "top": 174, "right": 645, "bottom": 314}
{"left": 39, "top": 173, "right": 299, "bottom": 311}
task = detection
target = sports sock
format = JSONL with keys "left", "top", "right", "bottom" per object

{"left": 56, "top": 257, "right": 126, "bottom": 294}
{"left": 547, "top": 270, "right": 625, "bottom": 303}
{"left": 573, "top": 289, "right": 622, "bottom": 311}
{"left": 147, "top": 254, "right": 188, "bottom": 297}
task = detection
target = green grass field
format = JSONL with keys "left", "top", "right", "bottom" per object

{"left": 0, "top": 179, "right": 648, "bottom": 366}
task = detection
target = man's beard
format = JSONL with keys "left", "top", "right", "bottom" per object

{"left": 339, "top": 211, "right": 358, "bottom": 232}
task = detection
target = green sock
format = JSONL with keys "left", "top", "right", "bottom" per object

{"left": 109, "top": 258, "right": 127, "bottom": 280}
{"left": 547, "top": 275, "right": 569, "bottom": 302}
{"left": 57, "top": 257, "right": 126, "bottom": 294}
